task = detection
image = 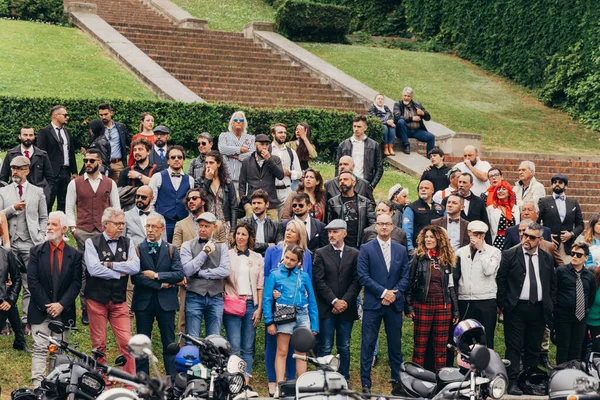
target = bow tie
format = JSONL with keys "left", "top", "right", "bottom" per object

{"left": 139, "top": 210, "right": 150, "bottom": 216}
{"left": 462, "top": 195, "right": 472, "bottom": 201}
{"left": 237, "top": 249, "right": 250, "bottom": 257}
{"left": 171, "top": 172, "right": 182, "bottom": 178}
{"left": 554, "top": 194, "right": 565, "bottom": 200}
{"left": 106, "top": 239, "right": 118, "bottom": 244}
{"left": 449, "top": 218, "right": 460, "bottom": 223}
{"left": 198, "top": 239, "right": 207, "bottom": 246}
{"left": 148, "top": 242, "right": 160, "bottom": 254}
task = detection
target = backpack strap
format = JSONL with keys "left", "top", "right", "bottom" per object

{"left": 286, "top": 147, "right": 294, "bottom": 170}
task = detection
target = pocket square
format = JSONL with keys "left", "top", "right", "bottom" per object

{"left": 572, "top": 207, "right": 577, "bottom": 211}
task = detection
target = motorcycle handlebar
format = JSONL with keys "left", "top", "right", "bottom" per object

{"left": 107, "top": 367, "right": 141, "bottom": 384}
{"left": 292, "top": 354, "right": 308, "bottom": 361}
{"left": 178, "top": 332, "right": 206, "bottom": 348}
{"left": 37, "top": 332, "right": 94, "bottom": 363}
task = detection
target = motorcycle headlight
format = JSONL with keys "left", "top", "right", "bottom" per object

{"left": 489, "top": 376, "right": 507, "bottom": 399}
{"left": 79, "top": 372, "right": 105, "bottom": 395}
{"left": 227, "top": 373, "right": 245, "bottom": 395}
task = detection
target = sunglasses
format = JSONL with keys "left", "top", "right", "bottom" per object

{"left": 488, "top": 173, "right": 501, "bottom": 179}
{"left": 187, "top": 196, "right": 201, "bottom": 202}
{"left": 83, "top": 158, "right": 98, "bottom": 164}
{"left": 233, "top": 118, "right": 245, "bottom": 123}
{"left": 292, "top": 203, "right": 306, "bottom": 208}
{"left": 58, "top": 113, "right": 69, "bottom": 118}
{"left": 571, "top": 252, "right": 586, "bottom": 259}
{"left": 198, "top": 141, "right": 209, "bottom": 146}
{"left": 523, "top": 233, "right": 541, "bottom": 240}
{"left": 169, "top": 155, "right": 183, "bottom": 160}
{"left": 135, "top": 194, "right": 148, "bottom": 200}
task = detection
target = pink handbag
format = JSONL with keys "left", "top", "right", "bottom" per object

{"left": 224, "top": 294, "right": 247, "bottom": 317}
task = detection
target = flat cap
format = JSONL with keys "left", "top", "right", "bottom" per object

{"left": 153, "top": 125, "right": 170, "bottom": 134}
{"left": 255, "top": 134, "right": 270, "bottom": 143}
{"left": 196, "top": 212, "right": 217, "bottom": 224}
{"left": 10, "top": 156, "right": 30, "bottom": 167}
{"left": 388, "top": 184, "right": 403, "bottom": 201}
{"left": 551, "top": 173, "right": 568, "bottom": 186}
{"left": 467, "top": 220, "right": 488, "bottom": 233}
{"left": 325, "top": 219, "right": 347, "bottom": 230}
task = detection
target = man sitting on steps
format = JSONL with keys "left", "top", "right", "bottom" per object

{"left": 393, "top": 87, "right": 435, "bottom": 155}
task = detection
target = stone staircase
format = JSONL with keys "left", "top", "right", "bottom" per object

{"left": 64, "top": 0, "right": 366, "bottom": 112}
{"left": 443, "top": 155, "right": 600, "bottom": 221}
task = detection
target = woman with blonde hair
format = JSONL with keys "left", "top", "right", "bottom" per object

{"left": 406, "top": 225, "right": 459, "bottom": 371}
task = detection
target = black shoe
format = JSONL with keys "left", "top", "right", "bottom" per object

{"left": 391, "top": 380, "right": 403, "bottom": 396}
{"left": 371, "top": 354, "right": 378, "bottom": 368}
{"left": 540, "top": 353, "right": 554, "bottom": 370}
{"left": 507, "top": 382, "right": 523, "bottom": 396}
{"left": 13, "top": 343, "right": 31, "bottom": 353}
{"left": 362, "top": 387, "right": 370, "bottom": 395}
{"left": 403, "top": 144, "right": 411, "bottom": 154}
{"left": 82, "top": 310, "right": 89, "bottom": 326}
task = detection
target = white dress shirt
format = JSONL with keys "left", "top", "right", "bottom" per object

{"left": 519, "top": 249, "right": 543, "bottom": 302}
{"left": 271, "top": 142, "right": 302, "bottom": 187}
{"left": 294, "top": 215, "right": 311, "bottom": 238}
{"left": 554, "top": 193, "right": 566, "bottom": 222}
{"left": 65, "top": 173, "right": 121, "bottom": 227}
{"left": 253, "top": 214, "right": 266, "bottom": 244}
{"left": 351, "top": 135, "right": 366, "bottom": 179}
{"left": 446, "top": 216, "right": 461, "bottom": 250}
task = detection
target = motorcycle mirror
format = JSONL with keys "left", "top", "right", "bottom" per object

{"left": 166, "top": 343, "right": 181, "bottom": 355}
{"left": 114, "top": 355, "right": 127, "bottom": 367}
{"left": 48, "top": 320, "right": 65, "bottom": 334}
{"left": 128, "top": 334, "right": 153, "bottom": 359}
{"left": 290, "top": 327, "right": 315, "bottom": 353}
{"left": 470, "top": 345, "right": 490, "bottom": 371}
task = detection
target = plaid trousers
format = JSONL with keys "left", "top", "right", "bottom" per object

{"left": 413, "top": 295, "right": 452, "bottom": 371}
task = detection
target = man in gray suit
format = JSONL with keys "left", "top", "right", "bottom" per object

{"left": 124, "top": 185, "right": 157, "bottom": 246}
{"left": 0, "top": 156, "right": 48, "bottom": 332}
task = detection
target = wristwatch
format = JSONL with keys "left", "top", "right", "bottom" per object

{"left": 154, "top": 272, "right": 159, "bottom": 280}
{"left": 137, "top": 173, "right": 143, "bottom": 180}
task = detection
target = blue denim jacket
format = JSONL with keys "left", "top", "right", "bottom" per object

{"left": 262, "top": 264, "right": 319, "bottom": 333}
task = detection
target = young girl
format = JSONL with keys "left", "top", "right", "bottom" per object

{"left": 263, "top": 245, "right": 318, "bottom": 397}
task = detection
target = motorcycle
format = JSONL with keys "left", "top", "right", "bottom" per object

{"left": 397, "top": 319, "right": 509, "bottom": 400}
{"left": 278, "top": 327, "right": 349, "bottom": 400}
{"left": 11, "top": 320, "right": 126, "bottom": 400}
{"left": 548, "top": 352, "right": 600, "bottom": 399}
{"left": 165, "top": 332, "right": 249, "bottom": 400}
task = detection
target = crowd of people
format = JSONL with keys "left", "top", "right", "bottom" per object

{"left": 0, "top": 97, "right": 596, "bottom": 397}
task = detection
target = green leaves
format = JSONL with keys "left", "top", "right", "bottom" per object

{"left": 275, "top": 0, "right": 352, "bottom": 43}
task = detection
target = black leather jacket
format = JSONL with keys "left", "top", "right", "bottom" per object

{"left": 326, "top": 193, "right": 376, "bottom": 248}
{"left": 0, "top": 247, "right": 22, "bottom": 306}
{"left": 405, "top": 254, "right": 459, "bottom": 318}
{"left": 203, "top": 179, "right": 238, "bottom": 232}
{"left": 335, "top": 137, "right": 384, "bottom": 188}
{"left": 393, "top": 100, "right": 431, "bottom": 131}
{"left": 239, "top": 215, "right": 281, "bottom": 256}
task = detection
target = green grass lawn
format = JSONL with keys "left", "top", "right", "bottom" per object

{"left": 170, "top": 0, "right": 275, "bottom": 32}
{"left": 301, "top": 43, "right": 599, "bottom": 155}
{"left": 0, "top": 20, "right": 156, "bottom": 100}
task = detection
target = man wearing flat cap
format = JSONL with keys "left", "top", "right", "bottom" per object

{"left": 180, "top": 212, "right": 230, "bottom": 338}
{"left": 148, "top": 125, "right": 170, "bottom": 171}
{"left": 239, "top": 134, "right": 284, "bottom": 221}
{"left": 312, "top": 219, "right": 361, "bottom": 381}
{"left": 537, "top": 173, "right": 584, "bottom": 263}
{"left": 0, "top": 155, "right": 48, "bottom": 333}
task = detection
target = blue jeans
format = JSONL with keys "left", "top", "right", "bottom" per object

{"left": 396, "top": 120, "right": 435, "bottom": 153}
{"left": 383, "top": 124, "right": 396, "bottom": 145}
{"left": 224, "top": 300, "right": 257, "bottom": 376}
{"left": 317, "top": 316, "right": 354, "bottom": 380}
{"left": 185, "top": 292, "right": 224, "bottom": 338}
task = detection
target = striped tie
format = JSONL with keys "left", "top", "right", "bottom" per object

{"left": 575, "top": 272, "right": 585, "bottom": 321}
{"left": 383, "top": 242, "right": 391, "bottom": 272}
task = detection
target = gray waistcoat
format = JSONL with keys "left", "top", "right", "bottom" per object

{"left": 14, "top": 212, "right": 31, "bottom": 242}
{"left": 186, "top": 240, "right": 224, "bottom": 297}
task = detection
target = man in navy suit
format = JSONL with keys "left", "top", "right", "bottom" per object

{"left": 131, "top": 212, "right": 184, "bottom": 376}
{"left": 279, "top": 192, "right": 327, "bottom": 253}
{"left": 357, "top": 213, "right": 410, "bottom": 394}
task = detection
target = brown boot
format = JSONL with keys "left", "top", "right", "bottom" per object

{"left": 389, "top": 144, "right": 396, "bottom": 156}
{"left": 383, "top": 144, "right": 390, "bottom": 156}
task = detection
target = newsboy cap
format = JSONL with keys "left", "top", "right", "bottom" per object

{"left": 325, "top": 219, "right": 347, "bottom": 230}
{"left": 467, "top": 220, "right": 488, "bottom": 233}
{"left": 10, "top": 156, "right": 30, "bottom": 167}
{"left": 153, "top": 125, "right": 170, "bottom": 134}
{"left": 551, "top": 173, "right": 568, "bottom": 186}
{"left": 196, "top": 212, "right": 217, "bottom": 224}
{"left": 255, "top": 134, "right": 271, "bottom": 143}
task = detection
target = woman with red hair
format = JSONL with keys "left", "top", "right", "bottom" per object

{"left": 486, "top": 181, "right": 520, "bottom": 249}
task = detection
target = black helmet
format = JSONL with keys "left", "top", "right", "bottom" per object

{"left": 518, "top": 367, "right": 548, "bottom": 396}
{"left": 11, "top": 388, "right": 36, "bottom": 400}
{"left": 205, "top": 335, "right": 232, "bottom": 356}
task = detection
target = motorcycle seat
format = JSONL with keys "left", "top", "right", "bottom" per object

{"left": 411, "top": 379, "right": 436, "bottom": 398}
{"left": 404, "top": 363, "right": 437, "bottom": 382}
{"left": 437, "top": 367, "right": 465, "bottom": 383}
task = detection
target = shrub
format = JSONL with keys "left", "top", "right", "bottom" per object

{"left": 0, "top": 0, "right": 64, "bottom": 22}
{"left": 0, "top": 96, "right": 383, "bottom": 160}
{"left": 275, "top": 0, "right": 351, "bottom": 43}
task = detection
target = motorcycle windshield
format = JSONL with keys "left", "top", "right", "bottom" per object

{"left": 483, "top": 350, "right": 508, "bottom": 379}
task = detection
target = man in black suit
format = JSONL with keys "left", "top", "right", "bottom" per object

{"left": 0, "top": 125, "right": 54, "bottom": 202}
{"left": 324, "top": 155, "right": 375, "bottom": 204}
{"left": 497, "top": 222, "right": 556, "bottom": 395}
{"left": 312, "top": 219, "right": 361, "bottom": 381}
{"left": 98, "top": 103, "right": 131, "bottom": 181}
{"left": 131, "top": 212, "right": 184, "bottom": 377}
{"left": 28, "top": 211, "right": 82, "bottom": 388}
{"left": 148, "top": 125, "right": 170, "bottom": 171}
{"left": 504, "top": 200, "right": 552, "bottom": 249}
{"left": 431, "top": 194, "right": 470, "bottom": 250}
{"left": 537, "top": 173, "right": 584, "bottom": 263}
{"left": 279, "top": 192, "right": 327, "bottom": 253}
{"left": 239, "top": 189, "right": 281, "bottom": 256}
{"left": 36, "top": 105, "right": 78, "bottom": 211}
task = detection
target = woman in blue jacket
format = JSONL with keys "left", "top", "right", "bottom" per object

{"left": 263, "top": 220, "right": 313, "bottom": 395}
{"left": 263, "top": 245, "right": 318, "bottom": 397}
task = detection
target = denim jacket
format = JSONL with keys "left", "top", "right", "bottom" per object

{"left": 262, "top": 264, "right": 319, "bottom": 332}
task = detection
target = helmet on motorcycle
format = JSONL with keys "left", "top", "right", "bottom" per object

{"left": 205, "top": 335, "right": 232, "bottom": 356}
{"left": 175, "top": 345, "right": 201, "bottom": 373}
{"left": 11, "top": 388, "right": 37, "bottom": 400}
{"left": 453, "top": 319, "right": 487, "bottom": 354}
{"left": 518, "top": 367, "right": 549, "bottom": 396}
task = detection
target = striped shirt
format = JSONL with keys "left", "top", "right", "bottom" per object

{"left": 218, "top": 131, "right": 255, "bottom": 182}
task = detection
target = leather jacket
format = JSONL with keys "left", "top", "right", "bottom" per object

{"left": 326, "top": 193, "right": 376, "bottom": 248}
{"left": 335, "top": 137, "right": 384, "bottom": 188}
{"left": 405, "top": 254, "right": 459, "bottom": 318}
{"left": 203, "top": 179, "right": 238, "bottom": 232}
{"left": 0, "top": 247, "right": 22, "bottom": 306}
{"left": 239, "top": 215, "right": 281, "bottom": 255}
{"left": 393, "top": 100, "right": 431, "bottom": 131}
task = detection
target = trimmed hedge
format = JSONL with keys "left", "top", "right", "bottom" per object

{"left": 320, "top": 0, "right": 406, "bottom": 37}
{"left": 275, "top": 0, "right": 351, "bottom": 43}
{"left": 402, "top": 0, "right": 600, "bottom": 131}
{"left": 0, "top": 96, "right": 383, "bottom": 160}
{"left": 0, "top": 0, "right": 64, "bottom": 23}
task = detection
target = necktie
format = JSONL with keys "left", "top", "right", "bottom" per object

{"left": 139, "top": 210, "right": 150, "bottom": 216}
{"left": 171, "top": 172, "right": 182, "bottom": 178}
{"left": 237, "top": 249, "right": 250, "bottom": 257}
{"left": 52, "top": 247, "right": 60, "bottom": 303}
{"left": 575, "top": 271, "right": 586, "bottom": 321}
{"left": 335, "top": 249, "right": 342, "bottom": 259}
{"left": 383, "top": 242, "right": 391, "bottom": 271}
{"left": 56, "top": 128, "right": 64, "bottom": 144}
{"left": 148, "top": 242, "right": 159, "bottom": 254}
{"left": 159, "top": 148, "right": 165, "bottom": 161}
{"left": 24, "top": 150, "right": 30, "bottom": 159}
{"left": 527, "top": 253, "right": 538, "bottom": 304}
{"left": 17, "top": 184, "right": 23, "bottom": 198}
